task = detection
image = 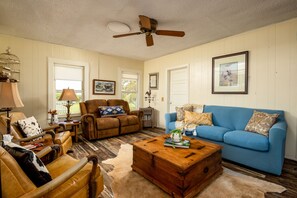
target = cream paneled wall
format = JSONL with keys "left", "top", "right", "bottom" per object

{"left": 0, "top": 34, "right": 143, "bottom": 126}
{"left": 144, "top": 18, "right": 297, "bottom": 160}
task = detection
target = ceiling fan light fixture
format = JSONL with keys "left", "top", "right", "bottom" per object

{"left": 107, "top": 22, "right": 130, "bottom": 33}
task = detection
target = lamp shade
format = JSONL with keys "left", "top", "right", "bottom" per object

{"left": 0, "top": 82, "right": 24, "bottom": 108}
{"left": 58, "top": 88, "right": 78, "bottom": 101}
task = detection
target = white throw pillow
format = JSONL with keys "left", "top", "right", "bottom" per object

{"left": 17, "top": 116, "right": 43, "bottom": 138}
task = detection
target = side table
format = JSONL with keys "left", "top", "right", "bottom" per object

{"left": 58, "top": 121, "right": 80, "bottom": 143}
{"left": 139, "top": 107, "right": 154, "bottom": 128}
{"left": 20, "top": 142, "right": 61, "bottom": 165}
{"left": 43, "top": 124, "right": 60, "bottom": 133}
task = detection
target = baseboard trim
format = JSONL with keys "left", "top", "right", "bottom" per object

{"left": 285, "top": 156, "right": 297, "bottom": 162}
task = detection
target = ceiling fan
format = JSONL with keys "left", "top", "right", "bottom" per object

{"left": 113, "top": 15, "right": 185, "bottom": 47}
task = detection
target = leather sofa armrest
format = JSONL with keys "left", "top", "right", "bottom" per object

{"left": 81, "top": 114, "right": 96, "bottom": 138}
{"left": 130, "top": 110, "right": 144, "bottom": 119}
{"left": 36, "top": 146, "right": 53, "bottom": 158}
{"left": 13, "top": 131, "right": 56, "bottom": 144}
{"left": 36, "top": 144, "right": 61, "bottom": 163}
{"left": 20, "top": 155, "right": 99, "bottom": 198}
{"left": 130, "top": 110, "right": 144, "bottom": 130}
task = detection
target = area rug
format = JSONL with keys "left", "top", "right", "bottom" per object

{"left": 102, "top": 144, "right": 286, "bottom": 198}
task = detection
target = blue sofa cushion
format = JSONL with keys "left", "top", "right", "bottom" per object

{"left": 224, "top": 130, "right": 269, "bottom": 151}
{"left": 203, "top": 105, "right": 285, "bottom": 131}
{"left": 197, "top": 126, "right": 230, "bottom": 142}
{"left": 203, "top": 106, "right": 254, "bottom": 131}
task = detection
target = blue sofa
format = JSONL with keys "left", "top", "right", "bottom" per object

{"left": 165, "top": 105, "right": 287, "bottom": 175}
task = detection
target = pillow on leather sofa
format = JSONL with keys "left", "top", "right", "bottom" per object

{"left": 17, "top": 116, "right": 43, "bottom": 138}
{"left": 245, "top": 110, "right": 279, "bottom": 136}
{"left": 99, "top": 105, "right": 126, "bottom": 117}
{"left": 2, "top": 141, "right": 52, "bottom": 187}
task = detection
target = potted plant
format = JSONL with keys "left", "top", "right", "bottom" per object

{"left": 170, "top": 129, "right": 183, "bottom": 143}
{"left": 48, "top": 109, "right": 58, "bottom": 124}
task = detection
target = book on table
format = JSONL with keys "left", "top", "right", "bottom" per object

{"left": 164, "top": 138, "right": 190, "bottom": 148}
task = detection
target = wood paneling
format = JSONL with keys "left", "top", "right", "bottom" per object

{"left": 0, "top": 34, "right": 143, "bottom": 127}
{"left": 144, "top": 17, "right": 297, "bottom": 160}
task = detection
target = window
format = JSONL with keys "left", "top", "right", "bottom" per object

{"left": 48, "top": 58, "right": 89, "bottom": 117}
{"left": 121, "top": 72, "right": 139, "bottom": 110}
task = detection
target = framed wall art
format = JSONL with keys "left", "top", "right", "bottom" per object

{"left": 149, "top": 73, "right": 158, "bottom": 89}
{"left": 93, "top": 79, "right": 116, "bottom": 95}
{"left": 212, "top": 51, "right": 249, "bottom": 94}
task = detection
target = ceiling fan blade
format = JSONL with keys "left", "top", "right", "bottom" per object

{"left": 146, "top": 35, "right": 154, "bottom": 46}
{"left": 139, "top": 15, "right": 151, "bottom": 30}
{"left": 155, "top": 30, "right": 185, "bottom": 37}
{"left": 113, "top": 32, "right": 142, "bottom": 38}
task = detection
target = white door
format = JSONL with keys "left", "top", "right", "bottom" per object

{"left": 168, "top": 66, "right": 189, "bottom": 112}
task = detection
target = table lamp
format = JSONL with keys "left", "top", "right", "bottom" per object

{"left": 0, "top": 81, "right": 24, "bottom": 134}
{"left": 58, "top": 88, "right": 78, "bottom": 122}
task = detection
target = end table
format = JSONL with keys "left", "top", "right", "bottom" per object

{"left": 58, "top": 121, "right": 80, "bottom": 143}
{"left": 140, "top": 107, "right": 154, "bottom": 128}
{"left": 43, "top": 124, "right": 60, "bottom": 133}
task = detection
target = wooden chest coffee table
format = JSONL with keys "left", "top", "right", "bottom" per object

{"left": 132, "top": 135, "right": 223, "bottom": 198}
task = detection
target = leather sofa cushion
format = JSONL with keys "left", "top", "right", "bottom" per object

{"left": 197, "top": 126, "right": 230, "bottom": 142}
{"left": 96, "top": 117, "right": 119, "bottom": 130}
{"left": 117, "top": 115, "right": 139, "bottom": 127}
{"left": 46, "top": 154, "right": 102, "bottom": 197}
{"left": 85, "top": 99, "right": 107, "bottom": 117}
{"left": 224, "top": 130, "right": 269, "bottom": 151}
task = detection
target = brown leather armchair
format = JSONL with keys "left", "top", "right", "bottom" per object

{"left": 80, "top": 99, "right": 143, "bottom": 140}
{"left": 0, "top": 146, "right": 104, "bottom": 198}
{"left": 0, "top": 112, "right": 72, "bottom": 154}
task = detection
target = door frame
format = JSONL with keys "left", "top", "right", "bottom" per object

{"left": 166, "top": 64, "right": 190, "bottom": 113}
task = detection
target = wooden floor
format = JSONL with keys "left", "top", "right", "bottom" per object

{"left": 69, "top": 128, "right": 297, "bottom": 198}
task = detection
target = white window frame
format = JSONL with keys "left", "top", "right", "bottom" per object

{"left": 119, "top": 69, "right": 142, "bottom": 109}
{"left": 48, "top": 58, "right": 89, "bottom": 117}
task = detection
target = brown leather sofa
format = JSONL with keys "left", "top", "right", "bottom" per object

{"left": 80, "top": 99, "right": 143, "bottom": 140}
{"left": 0, "top": 112, "right": 72, "bottom": 154}
{"left": 0, "top": 146, "right": 104, "bottom": 198}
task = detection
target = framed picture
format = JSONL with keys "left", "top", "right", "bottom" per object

{"left": 212, "top": 51, "right": 249, "bottom": 94}
{"left": 93, "top": 79, "right": 116, "bottom": 95}
{"left": 149, "top": 73, "right": 158, "bottom": 89}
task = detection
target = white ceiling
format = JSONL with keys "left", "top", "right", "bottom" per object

{"left": 1, "top": 0, "right": 297, "bottom": 61}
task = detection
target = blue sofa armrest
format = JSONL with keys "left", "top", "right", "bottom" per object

{"left": 268, "top": 121, "right": 287, "bottom": 170}
{"left": 165, "top": 112, "right": 177, "bottom": 133}
{"left": 269, "top": 121, "right": 287, "bottom": 143}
